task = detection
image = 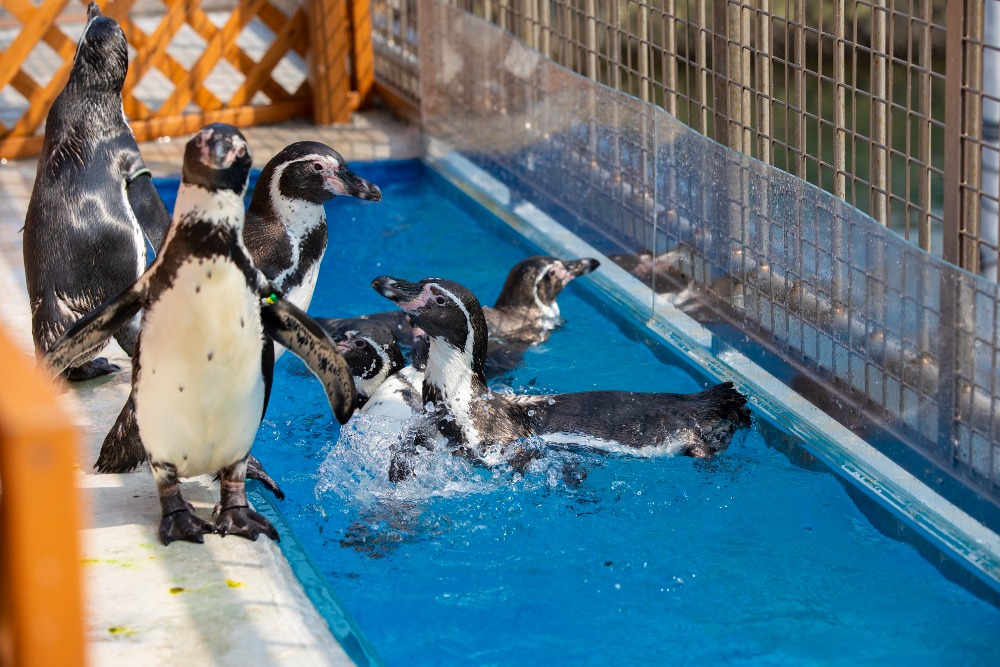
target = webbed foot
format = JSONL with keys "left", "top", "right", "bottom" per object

{"left": 159, "top": 510, "right": 214, "bottom": 545}
{"left": 213, "top": 505, "right": 279, "bottom": 542}
{"left": 65, "top": 357, "right": 120, "bottom": 381}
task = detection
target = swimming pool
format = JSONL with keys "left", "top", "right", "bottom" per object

{"left": 171, "top": 160, "right": 1000, "bottom": 664}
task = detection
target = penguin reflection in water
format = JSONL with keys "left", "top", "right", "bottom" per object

{"left": 45, "top": 125, "right": 356, "bottom": 544}
{"left": 370, "top": 276, "right": 754, "bottom": 482}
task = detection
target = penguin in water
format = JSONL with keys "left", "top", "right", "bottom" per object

{"left": 320, "top": 255, "right": 599, "bottom": 378}
{"left": 45, "top": 124, "right": 356, "bottom": 544}
{"left": 23, "top": 2, "right": 170, "bottom": 380}
{"left": 325, "top": 319, "right": 406, "bottom": 407}
{"left": 95, "top": 140, "right": 381, "bottom": 477}
{"left": 370, "top": 276, "right": 753, "bottom": 482}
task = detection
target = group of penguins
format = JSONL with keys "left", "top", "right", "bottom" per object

{"left": 23, "top": 4, "right": 754, "bottom": 546}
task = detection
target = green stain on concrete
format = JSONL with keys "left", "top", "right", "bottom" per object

{"left": 169, "top": 587, "right": 186, "bottom": 594}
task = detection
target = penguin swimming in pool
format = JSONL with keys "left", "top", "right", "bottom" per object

{"left": 325, "top": 319, "right": 407, "bottom": 408}
{"left": 45, "top": 124, "right": 356, "bottom": 544}
{"left": 23, "top": 2, "right": 170, "bottom": 380}
{"left": 320, "top": 255, "right": 599, "bottom": 379}
{"left": 370, "top": 275, "right": 753, "bottom": 481}
{"left": 95, "top": 140, "right": 381, "bottom": 479}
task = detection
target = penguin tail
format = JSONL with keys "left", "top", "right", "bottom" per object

{"left": 95, "top": 396, "right": 147, "bottom": 473}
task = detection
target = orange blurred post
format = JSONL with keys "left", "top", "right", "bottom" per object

{"left": 0, "top": 326, "right": 86, "bottom": 667}
{"left": 349, "top": 0, "right": 376, "bottom": 108}
{"left": 307, "top": 0, "right": 353, "bottom": 124}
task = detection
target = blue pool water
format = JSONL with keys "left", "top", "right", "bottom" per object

{"left": 168, "top": 161, "right": 1000, "bottom": 664}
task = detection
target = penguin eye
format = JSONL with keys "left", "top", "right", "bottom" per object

{"left": 435, "top": 295, "right": 447, "bottom": 306}
{"left": 312, "top": 162, "right": 325, "bottom": 172}
{"left": 352, "top": 339, "right": 367, "bottom": 349}
{"left": 235, "top": 145, "right": 246, "bottom": 158}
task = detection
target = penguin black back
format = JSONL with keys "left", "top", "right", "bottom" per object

{"left": 23, "top": 2, "right": 170, "bottom": 379}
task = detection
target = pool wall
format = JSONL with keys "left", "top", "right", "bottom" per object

{"left": 412, "top": 0, "right": 1000, "bottom": 602}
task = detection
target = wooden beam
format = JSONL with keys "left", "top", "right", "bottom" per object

{"left": 0, "top": 325, "right": 85, "bottom": 667}
{"left": 306, "top": 0, "right": 351, "bottom": 125}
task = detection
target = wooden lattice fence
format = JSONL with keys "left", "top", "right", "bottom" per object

{"left": 0, "top": 0, "right": 374, "bottom": 159}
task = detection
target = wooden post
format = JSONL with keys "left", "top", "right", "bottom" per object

{"left": 307, "top": 0, "right": 352, "bottom": 124}
{"left": 0, "top": 326, "right": 85, "bottom": 667}
{"left": 349, "top": 0, "right": 376, "bottom": 108}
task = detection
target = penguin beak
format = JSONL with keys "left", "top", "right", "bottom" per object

{"left": 564, "top": 257, "right": 601, "bottom": 277}
{"left": 372, "top": 276, "right": 427, "bottom": 313}
{"left": 332, "top": 168, "right": 382, "bottom": 202}
{"left": 87, "top": 1, "right": 101, "bottom": 21}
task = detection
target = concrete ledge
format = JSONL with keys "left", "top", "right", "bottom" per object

{"left": 0, "top": 113, "right": 420, "bottom": 666}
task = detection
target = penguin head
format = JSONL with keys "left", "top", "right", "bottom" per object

{"left": 261, "top": 141, "right": 383, "bottom": 206}
{"left": 329, "top": 321, "right": 405, "bottom": 403}
{"left": 493, "top": 256, "right": 601, "bottom": 314}
{"left": 372, "top": 276, "right": 488, "bottom": 377}
{"left": 183, "top": 124, "right": 253, "bottom": 196}
{"left": 68, "top": 3, "right": 128, "bottom": 93}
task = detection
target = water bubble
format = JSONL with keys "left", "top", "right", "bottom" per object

{"left": 425, "top": 401, "right": 435, "bottom": 413}
{"left": 547, "top": 398, "right": 555, "bottom": 405}
{"left": 527, "top": 410, "right": 536, "bottom": 416}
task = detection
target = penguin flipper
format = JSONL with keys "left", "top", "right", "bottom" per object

{"left": 126, "top": 169, "right": 171, "bottom": 252}
{"left": 44, "top": 283, "right": 145, "bottom": 377}
{"left": 260, "top": 296, "right": 358, "bottom": 424}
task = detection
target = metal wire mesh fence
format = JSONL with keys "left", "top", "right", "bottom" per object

{"left": 372, "top": 0, "right": 1000, "bottom": 282}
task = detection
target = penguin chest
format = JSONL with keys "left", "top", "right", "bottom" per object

{"left": 135, "top": 258, "right": 265, "bottom": 477}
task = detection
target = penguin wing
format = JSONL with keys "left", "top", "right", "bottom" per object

{"left": 126, "top": 169, "right": 171, "bottom": 252}
{"left": 44, "top": 282, "right": 146, "bottom": 376}
{"left": 260, "top": 296, "right": 358, "bottom": 424}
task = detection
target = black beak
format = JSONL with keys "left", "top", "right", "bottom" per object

{"left": 565, "top": 257, "right": 601, "bottom": 277}
{"left": 340, "top": 168, "right": 382, "bottom": 202}
{"left": 87, "top": 1, "right": 101, "bottom": 20}
{"left": 372, "top": 276, "right": 423, "bottom": 304}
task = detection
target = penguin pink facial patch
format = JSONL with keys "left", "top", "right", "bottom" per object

{"left": 397, "top": 285, "right": 435, "bottom": 314}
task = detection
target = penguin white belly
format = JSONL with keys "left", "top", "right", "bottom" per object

{"left": 135, "top": 258, "right": 265, "bottom": 478}
{"left": 360, "top": 367, "right": 424, "bottom": 420}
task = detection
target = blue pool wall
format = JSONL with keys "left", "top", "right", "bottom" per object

{"left": 413, "top": 0, "right": 1000, "bottom": 602}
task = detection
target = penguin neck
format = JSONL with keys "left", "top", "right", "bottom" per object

{"left": 422, "top": 335, "right": 489, "bottom": 443}
{"left": 162, "top": 183, "right": 247, "bottom": 251}
{"left": 175, "top": 183, "right": 246, "bottom": 226}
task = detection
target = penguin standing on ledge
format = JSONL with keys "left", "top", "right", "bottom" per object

{"left": 95, "top": 140, "right": 381, "bottom": 479}
{"left": 45, "top": 124, "right": 356, "bottom": 544}
{"left": 371, "top": 276, "right": 753, "bottom": 481}
{"left": 23, "top": 2, "right": 170, "bottom": 380}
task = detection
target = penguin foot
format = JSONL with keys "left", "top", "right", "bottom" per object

{"left": 65, "top": 357, "right": 121, "bottom": 381}
{"left": 159, "top": 510, "right": 214, "bottom": 545}
{"left": 214, "top": 505, "right": 280, "bottom": 542}
{"left": 246, "top": 455, "right": 285, "bottom": 500}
